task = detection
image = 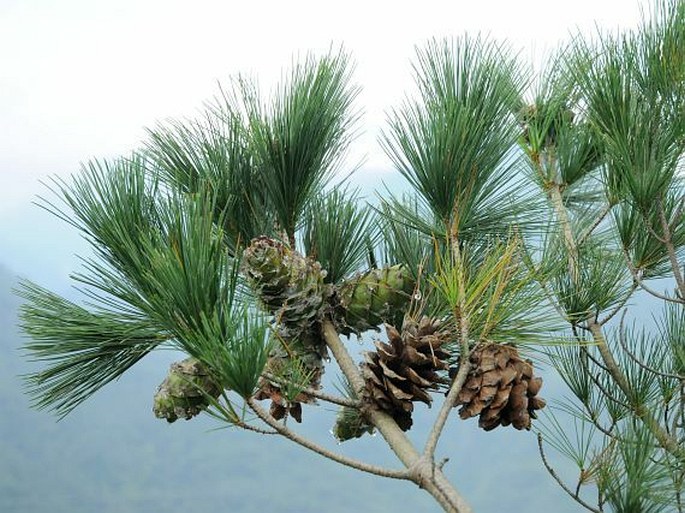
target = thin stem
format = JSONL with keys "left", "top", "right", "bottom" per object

{"left": 537, "top": 434, "right": 602, "bottom": 513}
{"left": 672, "top": 382, "right": 685, "bottom": 437}
{"left": 634, "top": 275, "right": 683, "bottom": 304}
{"left": 598, "top": 282, "right": 637, "bottom": 326}
{"left": 577, "top": 203, "right": 612, "bottom": 247}
{"left": 205, "top": 404, "right": 279, "bottom": 435}
{"left": 666, "top": 402, "right": 672, "bottom": 436}
{"left": 580, "top": 344, "right": 612, "bottom": 375}
{"left": 262, "top": 372, "right": 360, "bottom": 408}
{"left": 424, "top": 242, "right": 471, "bottom": 460}
{"left": 587, "top": 415, "right": 621, "bottom": 441}
{"left": 658, "top": 200, "right": 685, "bottom": 299}
{"left": 424, "top": 347, "right": 471, "bottom": 460}
{"left": 247, "top": 397, "right": 410, "bottom": 480}
{"left": 619, "top": 244, "right": 684, "bottom": 303}
{"left": 616, "top": 311, "right": 684, "bottom": 381}
{"left": 549, "top": 184, "right": 579, "bottom": 281}
{"left": 206, "top": 393, "right": 278, "bottom": 434}
{"left": 575, "top": 476, "right": 582, "bottom": 498}
{"left": 681, "top": 382, "right": 685, "bottom": 431}
{"left": 584, "top": 361, "right": 632, "bottom": 411}
{"left": 235, "top": 420, "right": 279, "bottom": 435}
{"left": 643, "top": 216, "right": 668, "bottom": 244}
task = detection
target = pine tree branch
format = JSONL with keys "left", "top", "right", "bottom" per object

{"left": 246, "top": 397, "right": 410, "bottom": 480}
{"left": 577, "top": 203, "right": 612, "bottom": 247}
{"left": 673, "top": 382, "right": 685, "bottom": 439}
{"left": 588, "top": 320, "right": 683, "bottom": 457}
{"left": 320, "top": 320, "right": 473, "bottom": 513}
{"left": 631, "top": 269, "right": 683, "bottom": 304}
{"left": 616, "top": 311, "right": 684, "bottom": 381}
{"left": 643, "top": 215, "right": 668, "bottom": 245}
{"left": 589, "top": 373, "right": 632, "bottom": 411}
{"left": 549, "top": 183, "right": 579, "bottom": 281}
{"left": 586, "top": 415, "right": 620, "bottom": 442}
{"left": 424, "top": 261, "right": 471, "bottom": 462}
{"left": 201, "top": 392, "right": 280, "bottom": 435}
{"left": 537, "top": 434, "right": 602, "bottom": 513}
{"left": 321, "top": 320, "right": 366, "bottom": 392}
{"left": 234, "top": 420, "right": 279, "bottom": 435}
{"left": 262, "top": 372, "right": 360, "bottom": 408}
{"left": 619, "top": 245, "right": 684, "bottom": 303}
{"left": 549, "top": 179, "right": 685, "bottom": 460}
{"left": 597, "top": 282, "right": 637, "bottom": 326}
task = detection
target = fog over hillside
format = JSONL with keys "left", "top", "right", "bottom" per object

{"left": 0, "top": 252, "right": 580, "bottom": 512}
{"left": 3, "top": 160, "right": 668, "bottom": 513}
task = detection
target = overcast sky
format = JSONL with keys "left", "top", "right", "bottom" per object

{"left": 0, "top": 0, "right": 649, "bottom": 283}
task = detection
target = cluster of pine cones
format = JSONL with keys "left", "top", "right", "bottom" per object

{"left": 153, "top": 236, "right": 546, "bottom": 438}
{"left": 349, "top": 320, "right": 546, "bottom": 437}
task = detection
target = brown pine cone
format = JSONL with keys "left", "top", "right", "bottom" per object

{"left": 456, "top": 344, "right": 545, "bottom": 431}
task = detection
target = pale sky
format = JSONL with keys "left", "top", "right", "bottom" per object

{"left": 0, "top": 0, "right": 647, "bottom": 216}
{"left": 0, "top": 0, "right": 646, "bottom": 283}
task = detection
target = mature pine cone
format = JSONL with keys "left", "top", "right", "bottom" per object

{"left": 455, "top": 344, "right": 546, "bottom": 431}
{"left": 153, "top": 357, "right": 223, "bottom": 423}
{"left": 243, "top": 237, "right": 330, "bottom": 422}
{"left": 337, "top": 265, "right": 415, "bottom": 335}
{"left": 361, "top": 317, "right": 451, "bottom": 431}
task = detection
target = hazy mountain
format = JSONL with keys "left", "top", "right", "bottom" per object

{"left": 0, "top": 260, "right": 581, "bottom": 513}
{"left": 0, "top": 164, "right": 581, "bottom": 513}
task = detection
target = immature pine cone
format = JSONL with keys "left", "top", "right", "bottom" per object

{"left": 336, "top": 265, "right": 415, "bottom": 335}
{"left": 153, "top": 357, "right": 222, "bottom": 423}
{"left": 243, "top": 237, "right": 330, "bottom": 422}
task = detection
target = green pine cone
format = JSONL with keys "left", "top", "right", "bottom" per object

{"left": 255, "top": 344, "right": 324, "bottom": 423}
{"left": 243, "top": 237, "right": 330, "bottom": 343}
{"left": 337, "top": 265, "right": 415, "bottom": 335}
{"left": 332, "top": 406, "right": 374, "bottom": 442}
{"left": 242, "top": 237, "right": 294, "bottom": 311}
{"left": 153, "top": 357, "right": 223, "bottom": 423}
{"left": 244, "top": 237, "right": 333, "bottom": 421}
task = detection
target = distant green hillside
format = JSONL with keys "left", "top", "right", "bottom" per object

{"left": 1, "top": 265, "right": 578, "bottom": 513}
